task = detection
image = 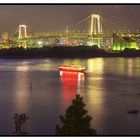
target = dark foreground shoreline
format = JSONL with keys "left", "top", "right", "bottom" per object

{"left": 0, "top": 46, "right": 140, "bottom": 59}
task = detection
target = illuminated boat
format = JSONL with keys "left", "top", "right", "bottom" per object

{"left": 58, "top": 65, "right": 86, "bottom": 72}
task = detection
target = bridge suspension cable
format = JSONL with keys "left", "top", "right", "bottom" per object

{"left": 72, "top": 14, "right": 104, "bottom": 35}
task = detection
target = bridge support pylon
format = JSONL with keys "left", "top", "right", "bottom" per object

{"left": 89, "top": 14, "right": 103, "bottom": 47}
{"left": 18, "top": 25, "right": 27, "bottom": 39}
{"left": 90, "top": 14, "right": 102, "bottom": 35}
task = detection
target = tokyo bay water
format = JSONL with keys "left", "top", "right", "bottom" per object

{"left": 0, "top": 58, "right": 140, "bottom": 135}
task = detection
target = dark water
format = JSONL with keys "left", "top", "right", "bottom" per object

{"left": 0, "top": 58, "right": 140, "bottom": 135}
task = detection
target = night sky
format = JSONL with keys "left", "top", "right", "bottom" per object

{"left": 0, "top": 4, "right": 140, "bottom": 35}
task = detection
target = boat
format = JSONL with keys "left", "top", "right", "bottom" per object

{"left": 58, "top": 65, "right": 86, "bottom": 72}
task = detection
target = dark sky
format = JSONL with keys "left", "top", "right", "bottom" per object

{"left": 0, "top": 4, "right": 140, "bottom": 35}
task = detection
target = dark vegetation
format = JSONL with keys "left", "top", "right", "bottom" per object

{"left": 56, "top": 95, "right": 96, "bottom": 135}
{"left": 0, "top": 46, "right": 140, "bottom": 58}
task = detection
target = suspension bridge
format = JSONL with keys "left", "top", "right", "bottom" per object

{"left": 2, "top": 13, "right": 140, "bottom": 50}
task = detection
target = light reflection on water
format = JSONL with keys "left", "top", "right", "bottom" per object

{"left": 0, "top": 58, "right": 140, "bottom": 135}
{"left": 14, "top": 65, "right": 30, "bottom": 113}
{"left": 60, "top": 71, "right": 85, "bottom": 108}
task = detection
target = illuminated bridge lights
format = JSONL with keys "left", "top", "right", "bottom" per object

{"left": 18, "top": 25, "right": 27, "bottom": 39}
{"left": 6, "top": 15, "right": 140, "bottom": 49}
{"left": 90, "top": 14, "right": 103, "bottom": 35}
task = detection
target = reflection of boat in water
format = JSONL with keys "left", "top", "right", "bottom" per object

{"left": 58, "top": 65, "right": 86, "bottom": 73}
{"left": 59, "top": 70, "right": 85, "bottom": 107}
{"left": 59, "top": 71, "right": 85, "bottom": 81}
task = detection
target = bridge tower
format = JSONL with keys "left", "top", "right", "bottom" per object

{"left": 88, "top": 14, "right": 103, "bottom": 47}
{"left": 18, "top": 25, "right": 27, "bottom": 39}
{"left": 17, "top": 25, "right": 27, "bottom": 49}
{"left": 90, "top": 14, "right": 102, "bottom": 35}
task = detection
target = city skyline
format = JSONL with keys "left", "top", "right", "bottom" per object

{"left": 0, "top": 4, "right": 140, "bottom": 35}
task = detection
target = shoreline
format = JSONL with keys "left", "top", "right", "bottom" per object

{"left": 0, "top": 46, "right": 140, "bottom": 59}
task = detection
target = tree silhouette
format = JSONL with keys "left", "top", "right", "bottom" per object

{"left": 56, "top": 95, "right": 96, "bottom": 135}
